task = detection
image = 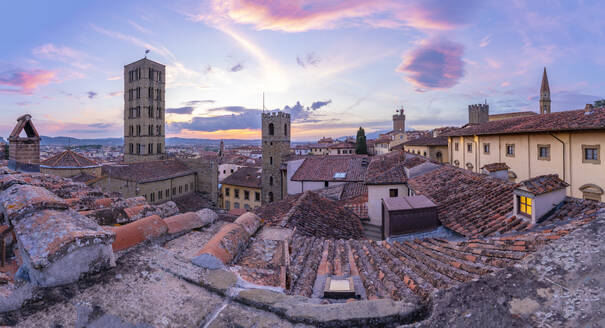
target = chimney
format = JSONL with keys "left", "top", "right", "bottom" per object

{"left": 585, "top": 103, "right": 594, "bottom": 113}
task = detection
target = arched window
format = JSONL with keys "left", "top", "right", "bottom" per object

{"left": 269, "top": 176, "right": 273, "bottom": 185}
{"left": 284, "top": 124, "right": 287, "bottom": 136}
{"left": 580, "top": 184, "right": 603, "bottom": 202}
{"left": 268, "top": 123, "right": 274, "bottom": 135}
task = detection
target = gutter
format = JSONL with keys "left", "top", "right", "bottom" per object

{"left": 550, "top": 133, "right": 566, "bottom": 182}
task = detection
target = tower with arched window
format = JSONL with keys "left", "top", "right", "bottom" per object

{"left": 261, "top": 111, "right": 290, "bottom": 204}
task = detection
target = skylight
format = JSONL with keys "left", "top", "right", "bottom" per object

{"left": 334, "top": 172, "right": 346, "bottom": 179}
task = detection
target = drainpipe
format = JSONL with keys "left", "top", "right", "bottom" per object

{"left": 527, "top": 134, "right": 531, "bottom": 178}
{"left": 550, "top": 133, "right": 566, "bottom": 182}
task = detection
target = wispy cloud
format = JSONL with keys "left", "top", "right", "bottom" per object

{"left": 296, "top": 53, "right": 321, "bottom": 68}
{"left": 396, "top": 39, "right": 465, "bottom": 91}
{"left": 107, "top": 75, "right": 121, "bottom": 80}
{"left": 166, "top": 106, "right": 195, "bottom": 114}
{"left": 32, "top": 43, "right": 94, "bottom": 70}
{"left": 128, "top": 20, "right": 152, "bottom": 34}
{"left": 185, "top": 100, "right": 215, "bottom": 106}
{"left": 0, "top": 69, "right": 56, "bottom": 94}
{"left": 109, "top": 91, "right": 123, "bottom": 97}
{"left": 190, "top": 0, "right": 480, "bottom": 32}
{"left": 91, "top": 24, "right": 175, "bottom": 61}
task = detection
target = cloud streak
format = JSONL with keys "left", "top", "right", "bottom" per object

{"left": 192, "top": 0, "right": 479, "bottom": 32}
{"left": 396, "top": 39, "right": 465, "bottom": 91}
{"left": 166, "top": 107, "right": 195, "bottom": 114}
{"left": 0, "top": 69, "right": 56, "bottom": 94}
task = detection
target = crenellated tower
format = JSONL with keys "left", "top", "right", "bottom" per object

{"left": 261, "top": 112, "right": 291, "bottom": 204}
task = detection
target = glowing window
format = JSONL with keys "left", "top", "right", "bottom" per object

{"left": 519, "top": 196, "right": 532, "bottom": 216}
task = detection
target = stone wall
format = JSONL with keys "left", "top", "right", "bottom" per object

{"left": 261, "top": 112, "right": 290, "bottom": 204}
{"left": 8, "top": 138, "right": 40, "bottom": 173}
{"left": 178, "top": 158, "right": 218, "bottom": 204}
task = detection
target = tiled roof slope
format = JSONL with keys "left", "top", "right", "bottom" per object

{"left": 515, "top": 174, "right": 569, "bottom": 195}
{"left": 102, "top": 160, "right": 194, "bottom": 183}
{"left": 403, "top": 135, "right": 448, "bottom": 146}
{"left": 281, "top": 211, "right": 599, "bottom": 302}
{"left": 255, "top": 191, "right": 364, "bottom": 240}
{"left": 365, "top": 152, "right": 407, "bottom": 185}
{"left": 445, "top": 107, "right": 605, "bottom": 136}
{"left": 40, "top": 150, "right": 98, "bottom": 168}
{"left": 408, "top": 165, "right": 516, "bottom": 237}
{"left": 221, "top": 167, "right": 261, "bottom": 188}
{"left": 481, "top": 162, "right": 509, "bottom": 172}
{"left": 291, "top": 155, "right": 368, "bottom": 182}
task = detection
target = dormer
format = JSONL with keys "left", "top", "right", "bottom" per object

{"left": 481, "top": 163, "right": 509, "bottom": 180}
{"left": 513, "top": 174, "right": 569, "bottom": 224}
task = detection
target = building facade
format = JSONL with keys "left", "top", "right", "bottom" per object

{"left": 124, "top": 58, "right": 166, "bottom": 163}
{"left": 261, "top": 112, "right": 290, "bottom": 203}
{"left": 220, "top": 167, "right": 262, "bottom": 211}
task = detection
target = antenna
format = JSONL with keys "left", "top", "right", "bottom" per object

{"left": 262, "top": 92, "right": 265, "bottom": 113}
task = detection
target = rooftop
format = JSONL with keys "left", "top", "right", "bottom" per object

{"left": 403, "top": 135, "right": 448, "bottom": 146}
{"left": 40, "top": 149, "right": 99, "bottom": 168}
{"left": 291, "top": 155, "right": 369, "bottom": 182}
{"left": 220, "top": 166, "right": 261, "bottom": 189}
{"left": 101, "top": 159, "right": 194, "bottom": 183}
{"left": 481, "top": 162, "right": 510, "bottom": 172}
{"left": 445, "top": 107, "right": 605, "bottom": 136}
{"left": 364, "top": 151, "right": 407, "bottom": 185}
{"left": 514, "top": 174, "right": 569, "bottom": 195}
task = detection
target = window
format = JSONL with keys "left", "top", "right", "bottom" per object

{"left": 230, "top": 169, "right": 234, "bottom": 173}
{"left": 234, "top": 202, "right": 240, "bottom": 209}
{"left": 158, "top": 190, "right": 163, "bottom": 200}
{"left": 136, "top": 87, "right": 140, "bottom": 99}
{"left": 225, "top": 187, "right": 230, "bottom": 196}
{"left": 148, "top": 125, "right": 153, "bottom": 136}
{"left": 179, "top": 186, "right": 183, "bottom": 194}
{"left": 423, "top": 151, "right": 427, "bottom": 156}
{"left": 284, "top": 124, "right": 288, "bottom": 136}
{"left": 166, "top": 189, "right": 170, "bottom": 198}
{"left": 244, "top": 190, "right": 250, "bottom": 200}
{"left": 518, "top": 196, "right": 532, "bottom": 216}
{"left": 129, "top": 143, "right": 134, "bottom": 154}
{"left": 136, "top": 143, "right": 141, "bottom": 154}
{"left": 156, "top": 108, "right": 161, "bottom": 119}
{"left": 455, "top": 142, "right": 459, "bottom": 151}
{"left": 148, "top": 106, "right": 153, "bottom": 118}
{"left": 150, "top": 192, "right": 155, "bottom": 202}
{"left": 156, "top": 125, "right": 161, "bottom": 136}
{"left": 506, "top": 144, "right": 515, "bottom": 157}
{"left": 136, "top": 125, "right": 141, "bottom": 136}
{"left": 582, "top": 145, "right": 600, "bottom": 164}
{"left": 149, "top": 68, "right": 154, "bottom": 80}
{"left": 389, "top": 188, "right": 398, "bottom": 197}
{"left": 538, "top": 144, "right": 550, "bottom": 161}
{"left": 270, "top": 157, "right": 273, "bottom": 165}
{"left": 158, "top": 72, "right": 162, "bottom": 82}
{"left": 156, "top": 89, "right": 161, "bottom": 100}
{"left": 324, "top": 181, "right": 329, "bottom": 188}
{"left": 255, "top": 192, "right": 260, "bottom": 202}
{"left": 157, "top": 143, "right": 162, "bottom": 154}
{"left": 244, "top": 204, "right": 251, "bottom": 210}
{"left": 453, "top": 159, "right": 460, "bottom": 167}
{"left": 268, "top": 123, "right": 274, "bottom": 135}
{"left": 268, "top": 192, "right": 274, "bottom": 202}
{"left": 467, "top": 143, "right": 473, "bottom": 152}
{"left": 234, "top": 188, "right": 240, "bottom": 198}
{"left": 483, "top": 143, "right": 490, "bottom": 154}
{"left": 580, "top": 184, "right": 603, "bottom": 202}
{"left": 172, "top": 187, "right": 176, "bottom": 195}
{"left": 269, "top": 176, "right": 273, "bottom": 186}
{"left": 148, "top": 143, "right": 153, "bottom": 154}
{"left": 185, "top": 184, "right": 188, "bottom": 192}
{"left": 148, "top": 87, "right": 153, "bottom": 99}
{"left": 129, "top": 125, "right": 134, "bottom": 136}
{"left": 225, "top": 201, "right": 230, "bottom": 210}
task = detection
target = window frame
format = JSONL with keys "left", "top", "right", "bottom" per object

{"left": 467, "top": 143, "right": 473, "bottom": 153}
{"left": 483, "top": 143, "right": 490, "bottom": 154}
{"left": 582, "top": 144, "right": 600, "bottom": 164}
{"left": 518, "top": 195, "right": 532, "bottom": 216}
{"left": 454, "top": 142, "right": 459, "bottom": 151}
{"left": 389, "top": 188, "right": 398, "bottom": 197}
{"left": 506, "top": 144, "right": 515, "bottom": 157}
{"left": 537, "top": 144, "right": 550, "bottom": 161}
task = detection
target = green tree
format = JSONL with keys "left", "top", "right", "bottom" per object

{"left": 3, "top": 144, "right": 8, "bottom": 160}
{"left": 355, "top": 127, "right": 368, "bottom": 154}
{"left": 594, "top": 99, "right": 605, "bottom": 108}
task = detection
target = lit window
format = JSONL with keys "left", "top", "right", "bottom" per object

{"left": 519, "top": 196, "right": 532, "bottom": 216}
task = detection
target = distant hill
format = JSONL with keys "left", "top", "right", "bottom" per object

{"left": 39, "top": 136, "right": 262, "bottom": 147}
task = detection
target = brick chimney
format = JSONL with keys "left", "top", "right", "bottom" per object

{"left": 8, "top": 114, "right": 40, "bottom": 172}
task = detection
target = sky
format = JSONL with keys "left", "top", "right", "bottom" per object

{"left": 1, "top": 0, "right": 604, "bottom": 141}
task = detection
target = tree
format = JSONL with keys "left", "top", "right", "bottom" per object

{"left": 594, "top": 99, "right": 605, "bottom": 108}
{"left": 3, "top": 144, "right": 8, "bottom": 160}
{"left": 355, "top": 127, "right": 368, "bottom": 154}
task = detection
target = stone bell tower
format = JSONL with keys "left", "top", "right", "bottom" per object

{"left": 539, "top": 67, "right": 551, "bottom": 115}
{"left": 261, "top": 112, "right": 291, "bottom": 204}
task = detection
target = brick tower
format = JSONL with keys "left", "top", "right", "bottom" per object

{"left": 8, "top": 114, "right": 40, "bottom": 172}
{"left": 123, "top": 57, "right": 166, "bottom": 163}
{"left": 540, "top": 67, "right": 551, "bottom": 114}
{"left": 393, "top": 107, "right": 405, "bottom": 132}
{"left": 261, "top": 112, "right": 290, "bottom": 204}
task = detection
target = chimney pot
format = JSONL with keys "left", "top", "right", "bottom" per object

{"left": 585, "top": 104, "right": 594, "bottom": 112}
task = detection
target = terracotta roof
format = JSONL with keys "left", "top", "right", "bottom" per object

{"left": 403, "top": 135, "right": 448, "bottom": 146}
{"left": 255, "top": 191, "right": 364, "bottom": 240}
{"left": 445, "top": 107, "right": 605, "bottom": 136}
{"left": 69, "top": 172, "right": 98, "bottom": 183}
{"left": 317, "top": 182, "right": 367, "bottom": 201}
{"left": 9, "top": 114, "right": 39, "bottom": 139}
{"left": 515, "top": 174, "right": 569, "bottom": 195}
{"left": 101, "top": 160, "right": 194, "bottom": 183}
{"left": 408, "top": 165, "right": 517, "bottom": 237}
{"left": 489, "top": 111, "right": 538, "bottom": 119}
{"left": 365, "top": 152, "right": 407, "bottom": 185}
{"left": 481, "top": 163, "right": 509, "bottom": 172}
{"left": 41, "top": 150, "right": 99, "bottom": 168}
{"left": 221, "top": 167, "right": 261, "bottom": 189}
{"left": 291, "top": 155, "right": 369, "bottom": 182}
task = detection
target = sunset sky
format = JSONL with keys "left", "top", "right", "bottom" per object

{"left": 1, "top": 0, "right": 604, "bottom": 141}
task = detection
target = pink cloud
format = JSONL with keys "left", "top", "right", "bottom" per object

{"left": 194, "top": 0, "right": 479, "bottom": 32}
{"left": 0, "top": 69, "right": 56, "bottom": 94}
{"left": 396, "top": 39, "right": 465, "bottom": 91}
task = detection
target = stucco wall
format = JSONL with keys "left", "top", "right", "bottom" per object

{"left": 93, "top": 174, "right": 195, "bottom": 204}
{"left": 40, "top": 166, "right": 101, "bottom": 179}
{"left": 286, "top": 159, "right": 305, "bottom": 195}
{"left": 221, "top": 184, "right": 261, "bottom": 210}
{"left": 367, "top": 184, "right": 410, "bottom": 226}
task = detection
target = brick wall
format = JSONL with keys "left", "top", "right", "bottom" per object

{"left": 8, "top": 138, "right": 40, "bottom": 172}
